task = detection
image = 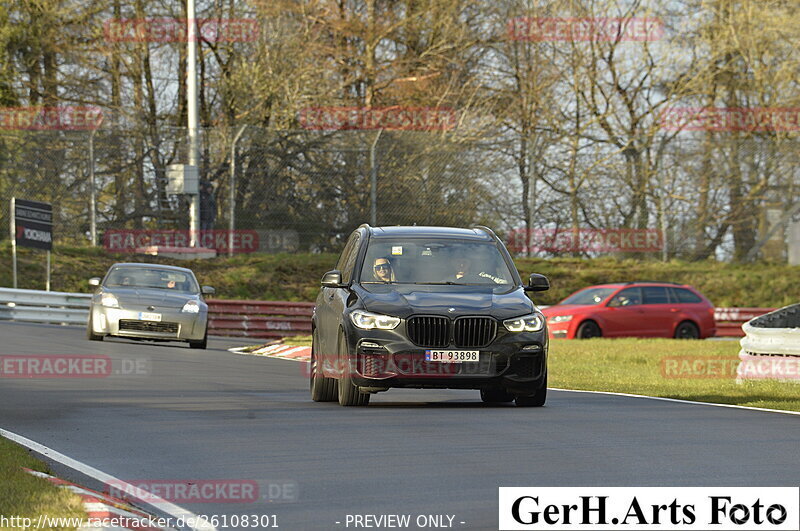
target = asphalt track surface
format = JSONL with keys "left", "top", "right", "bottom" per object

{"left": 1, "top": 320, "right": 799, "bottom": 530}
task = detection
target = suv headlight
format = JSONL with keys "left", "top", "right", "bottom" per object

{"left": 182, "top": 300, "right": 200, "bottom": 313}
{"left": 548, "top": 315, "right": 573, "bottom": 324}
{"left": 100, "top": 292, "right": 119, "bottom": 308}
{"left": 503, "top": 313, "right": 545, "bottom": 332}
{"left": 349, "top": 310, "right": 400, "bottom": 330}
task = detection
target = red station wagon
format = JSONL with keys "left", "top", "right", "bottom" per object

{"left": 541, "top": 282, "right": 716, "bottom": 339}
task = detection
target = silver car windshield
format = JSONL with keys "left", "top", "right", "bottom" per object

{"left": 360, "top": 239, "right": 514, "bottom": 285}
{"left": 105, "top": 267, "right": 199, "bottom": 293}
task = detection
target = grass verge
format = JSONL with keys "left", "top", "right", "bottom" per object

{"left": 2, "top": 242, "right": 798, "bottom": 307}
{"left": 0, "top": 436, "right": 86, "bottom": 530}
{"left": 277, "top": 336, "right": 800, "bottom": 412}
{"left": 549, "top": 338, "right": 800, "bottom": 413}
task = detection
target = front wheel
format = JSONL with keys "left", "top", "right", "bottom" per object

{"left": 515, "top": 375, "right": 547, "bottom": 407}
{"left": 310, "top": 330, "right": 337, "bottom": 402}
{"left": 576, "top": 320, "right": 601, "bottom": 339}
{"left": 86, "top": 313, "right": 103, "bottom": 341}
{"left": 189, "top": 328, "right": 207, "bottom": 349}
{"left": 336, "top": 333, "right": 370, "bottom": 407}
{"left": 674, "top": 321, "right": 700, "bottom": 339}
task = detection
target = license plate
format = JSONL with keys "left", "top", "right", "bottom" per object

{"left": 425, "top": 350, "right": 479, "bottom": 363}
{"left": 138, "top": 312, "right": 162, "bottom": 322}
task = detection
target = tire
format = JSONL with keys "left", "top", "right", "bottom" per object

{"left": 86, "top": 313, "right": 103, "bottom": 341}
{"left": 515, "top": 375, "right": 547, "bottom": 407}
{"left": 310, "top": 330, "right": 337, "bottom": 402}
{"left": 674, "top": 321, "right": 700, "bottom": 339}
{"left": 480, "top": 387, "right": 514, "bottom": 403}
{"left": 189, "top": 328, "right": 208, "bottom": 349}
{"left": 576, "top": 320, "right": 602, "bottom": 339}
{"left": 336, "top": 333, "right": 370, "bottom": 407}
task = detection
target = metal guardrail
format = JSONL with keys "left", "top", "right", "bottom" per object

{"left": 206, "top": 299, "right": 314, "bottom": 339}
{"left": 0, "top": 287, "right": 779, "bottom": 340}
{"left": 0, "top": 287, "right": 91, "bottom": 325}
{"left": 0, "top": 288, "right": 313, "bottom": 338}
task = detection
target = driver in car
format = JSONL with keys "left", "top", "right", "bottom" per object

{"left": 445, "top": 257, "right": 507, "bottom": 284}
{"left": 444, "top": 258, "right": 478, "bottom": 282}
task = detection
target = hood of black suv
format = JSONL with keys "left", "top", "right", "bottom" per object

{"left": 355, "top": 283, "right": 534, "bottom": 320}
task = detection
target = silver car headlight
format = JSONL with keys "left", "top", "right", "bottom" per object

{"left": 181, "top": 300, "right": 200, "bottom": 313}
{"left": 349, "top": 310, "right": 400, "bottom": 330}
{"left": 100, "top": 292, "right": 119, "bottom": 308}
{"left": 503, "top": 313, "right": 545, "bottom": 332}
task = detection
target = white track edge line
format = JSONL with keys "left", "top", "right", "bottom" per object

{"left": 232, "top": 347, "right": 799, "bottom": 415}
{"left": 0, "top": 427, "right": 217, "bottom": 531}
{"left": 551, "top": 387, "right": 800, "bottom": 417}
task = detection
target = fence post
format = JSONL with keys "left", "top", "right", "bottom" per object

{"left": 229, "top": 125, "right": 247, "bottom": 257}
{"left": 370, "top": 130, "right": 382, "bottom": 226}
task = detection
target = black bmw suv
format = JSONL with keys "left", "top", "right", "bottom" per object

{"left": 311, "top": 225, "right": 550, "bottom": 407}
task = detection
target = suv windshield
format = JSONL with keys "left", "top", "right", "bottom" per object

{"left": 560, "top": 287, "right": 616, "bottom": 305}
{"left": 105, "top": 267, "right": 199, "bottom": 293}
{"left": 359, "top": 238, "right": 514, "bottom": 285}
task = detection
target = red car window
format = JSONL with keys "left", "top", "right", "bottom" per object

{"left": 642, "top": 286, "right": 669, "bottom": 304}
{"left": 608, "top": 287, "right": 642, "bottom": 307}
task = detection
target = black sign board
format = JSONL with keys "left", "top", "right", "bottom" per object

{"left": 12, "top": 198, "right": 53, "bottom": 251}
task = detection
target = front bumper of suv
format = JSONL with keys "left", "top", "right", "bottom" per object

{"left": 336, "top": 319, "right": 548, "bottom": 394}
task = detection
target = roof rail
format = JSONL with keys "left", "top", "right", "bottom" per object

{"left": 472, "top": 225, "right": 500, "bottom": 241}
{"left": 625, "top": 280, "right": 684, "bottom": 285}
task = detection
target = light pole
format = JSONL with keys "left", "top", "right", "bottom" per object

{"left": 186, "top": 0, "right": 200, "bottom": 246}
{"left": 88, "top": 128, "right": 97, "bottom": 246}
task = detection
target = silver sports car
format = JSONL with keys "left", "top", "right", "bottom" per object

{"left": 87, "top": 263, "right": 214, "bottom": 349}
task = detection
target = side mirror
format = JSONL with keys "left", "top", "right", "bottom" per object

{"left": 321, "top": 270, "right": 344, "bottom": 288}
{"left": 88, "top": 277, "right": 101, "bottom": 287}
{"left": 525, "top": 273, "right": 550, "bottom": 292}
{"left": 201, "top": 286, "right": 215, "bottom": 295}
